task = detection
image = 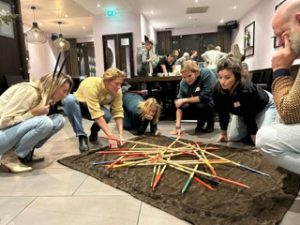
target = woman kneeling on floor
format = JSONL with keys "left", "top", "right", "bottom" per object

{"left": 123, "top": 92, "right": 161, "bottom": 136}
{"left": 213, "top": 55, "right": 276, "bottom": 145}
{"left": 0, "top": 73, "right": 73, "bottom": 173}
{"left": 171, "top": 60, "right": 217, "bottom": 135}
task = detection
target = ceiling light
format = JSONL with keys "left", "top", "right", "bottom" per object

{"left": 53, "top": 21, "right": 70, "bottom": 51}
{"left": 25, "top": 6, "right": 47, "bottom": 44}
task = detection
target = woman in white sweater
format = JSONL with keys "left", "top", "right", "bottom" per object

{"left": 0, "top": 73, "right": 73, "bottom": 173}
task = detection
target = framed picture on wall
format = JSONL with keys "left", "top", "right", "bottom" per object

{"left": 0, "top": 1, "right": 15, "bottom": 38}
{"left": 273, "top": 0, "right": 286, "bottom": 48}
{"left": 244, "top": 21, "right": 255, "bottom": 57}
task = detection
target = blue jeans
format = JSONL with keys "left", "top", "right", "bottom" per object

{"left": 0, "top": 114, "right": 65, "bottom": 157}
{"left": 63, "top": 94, "right": 111, "bottom": 136}
{"left": 227, "top": 91, "right": 276, "bottom": 141}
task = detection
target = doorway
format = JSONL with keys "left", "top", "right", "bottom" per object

{"left": 102, "top": 32, "right": 134, "bottom": 77}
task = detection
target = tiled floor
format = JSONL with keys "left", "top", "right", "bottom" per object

{"left": 0, "top": 119, "right": 299, "bottom": 225}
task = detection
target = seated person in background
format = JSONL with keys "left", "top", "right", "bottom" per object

{"left": 123, "top": 92, "right": 161, "bottom": 135}
{"left": 230, "top": 43, "right": 250, "bottom": 80}
{"left": 153, "top": 53, "right": 176, "bottom": 75}
{"left": 137, "top": 40, "right": 154, "bottom": 76}
{"left": 256, "top": 0, "right": 300, "bottom": 174}
{"left": 175, "top": 52, "right": 190, "bottom": 68}
{"left": 63, "top": 68, "right": 125, "bottom": 152}
{"left": 0, "top": 73, "right": 73, "bottom": 173}
{"left": 171, "top": 60, "right": 217, "bottom": 135}
{"left": 213, "top": 55, "right": 276, "bottom": 145}
{"left": 201, "top": 44, "right": 226, "bottom": 76}
{"left": 172, "top": 49, "right": 180, "bottom": 60}
{"left": 190, "top": 50, "right": 199, "bottom": 62}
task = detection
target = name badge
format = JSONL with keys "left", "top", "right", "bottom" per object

{"left": 233, "top": 101, "right": 241, "bottom": 107}
{"left": 195, "top": 87, "right": 201, "bottom": 92}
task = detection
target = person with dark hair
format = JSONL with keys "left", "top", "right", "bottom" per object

{"left": 153, "top": 53, "right": 176, "bottom": 75}
{"left": 213, "top": 55, "right": 276, "bottom": 145}
{"left": 170, "top": 60, "right": 216, "bottom": 135}
{"left": 137, "top": 40, "right": 154, "bottom": 76}
{"left": 63, "top": 68, "right": 126, "bottom": 152}
{"left": 123, "top": 93, "right": 161, "bottom": 135}
{"left": 0, "top": 73, "right": 73, "bottom": 173}
{"left": 256, "top": 0, "right": 300, "bottom": 174}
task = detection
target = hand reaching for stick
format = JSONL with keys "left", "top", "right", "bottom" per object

{"left": 170, "top": 127, "right": 184, "bottom": 136}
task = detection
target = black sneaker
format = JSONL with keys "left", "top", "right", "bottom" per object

{"left": 202, "top": 121, "right": 215, "bottom": 133}
{"left": 89, "top": 132, "right": 98, "bottom": 143}
{"left": 79, "top": 135, "right": 89, "bottom": 152}
{"left": 195, "top": 121, "right": 205, "bottom": 132}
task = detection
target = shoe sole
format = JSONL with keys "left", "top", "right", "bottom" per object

{"left": 1, "top": 162, "right": 32, "bottom": 173}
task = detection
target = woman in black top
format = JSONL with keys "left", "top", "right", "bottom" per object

{"left": 213, "top": 55, "right": 276, "bottom": 145}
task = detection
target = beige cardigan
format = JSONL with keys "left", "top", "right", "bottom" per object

{"left": 272, "top": 71, "right": 300, "bottom": 124}
{"left": 0, "top": 82, "right": 42, "bottom": 129}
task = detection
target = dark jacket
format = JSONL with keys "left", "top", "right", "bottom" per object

{"left": 213, "top": 81, "right": 269, "bottom": 135}
{"left": 123, "top": 92, "right": 157, "bottom": 135}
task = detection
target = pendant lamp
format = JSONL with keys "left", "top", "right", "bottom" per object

{"left": 25, "top": 6, "right": 47, "bottom": 44}
{"left": 53, "top": 21, "right": 70, "bottom": 51}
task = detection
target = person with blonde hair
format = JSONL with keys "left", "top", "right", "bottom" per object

{"left": 0, "top": 73, "right": 73, "bottom": 172}
{"left": 123, "top": 92, "right": 161, "bottom": 135}
{"left": 230, "top": 43, "right": 250, "bottom": 80}
{"left": 63, "top": 68, "right": 126, "bottom": 151}
{"left": 171, "top": 60, "right": 216, "bottom": 135}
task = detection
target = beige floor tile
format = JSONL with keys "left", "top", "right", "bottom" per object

{"left": 138, "top": 203, "right": 191, "bottom": 225}
{"left": 74, "top": 176, "right": 130, "bottom": 196}
{"left": 0, "top": 197, "right": 35, "bottom": 225}
{"left": 8, "top": 196, "right": 140, "bottom": 225}
{"left": 0, "top": 169, "right": 87, "bottom": 196}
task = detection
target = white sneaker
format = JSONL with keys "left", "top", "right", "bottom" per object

{"left": 2, "top": 161, "right": 32, "bottom": 173}
{"left": 1, "top": 154, "right": 32, "bottom": 173}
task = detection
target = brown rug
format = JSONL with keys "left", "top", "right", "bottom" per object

{"left": 58, "top": 136, "right": 300, "bottom": 225}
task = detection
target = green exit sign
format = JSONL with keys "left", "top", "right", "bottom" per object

{"left": 106, "top": 8, "right": 117, "bottom": 17}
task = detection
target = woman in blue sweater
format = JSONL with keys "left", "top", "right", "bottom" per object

{"left": 213, "top": 55, "right": 276, "bottom": 145}
{"left": 123, "top": 92, "right": 161, "bottom": 135}
{"left": 171, "top": 60, "right": 217, "bottom": 135}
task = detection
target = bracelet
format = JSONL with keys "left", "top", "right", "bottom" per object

{"left": 175, "top": 126, "right": 181, "bottom": 129}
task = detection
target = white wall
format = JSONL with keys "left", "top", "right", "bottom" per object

{"left": 27, "top": 42, "right": 60, "bottom": 80}
{"left": 232, "top": 0, "right": 299, "bottom": 71}
{"left": 172, "top": 26, "right": 217, "bottom": 36}
{"left": 140, "top": 14, "right": 156, "bottom": 43}
{"left": 93, "top": 12, "right": 142, "bottom": 76}
{"left": 24, "top": 24, "right": 66, "bottom": 80}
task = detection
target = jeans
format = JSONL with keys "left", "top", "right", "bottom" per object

{"left": 0, "top": 114, "right": 65, "bottom": 157}
{"left": 256, "top": 119, "right": 300, "bottom": 174}
{"left": 63, "top": 94, "right": 111, "bottom": 136}
{"left": 227, "top": 91, "right": 276, "bottom": 141}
